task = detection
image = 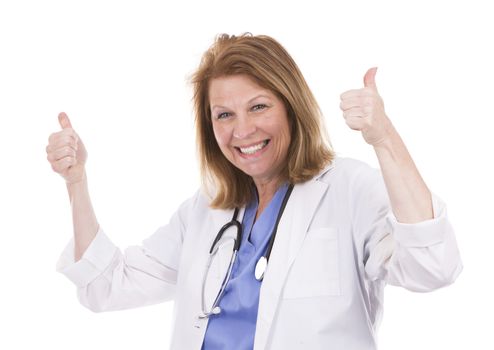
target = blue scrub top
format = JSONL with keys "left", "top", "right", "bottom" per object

{"left": 202, "top": 183, "right": 290, "bottom": 350}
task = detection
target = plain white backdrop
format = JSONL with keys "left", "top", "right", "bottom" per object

{"left": 1, "top": 0, "right": 492, "bottom": 349}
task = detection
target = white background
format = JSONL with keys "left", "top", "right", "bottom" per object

{"left": 0, "top": 0, "right": 492, "bottom": 349}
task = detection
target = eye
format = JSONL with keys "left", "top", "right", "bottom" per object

{"left": 252, "top": 104, "right": 267, "bottom": 112}
{"left": 216, "top": 112, "right": 231, "bottom": 120}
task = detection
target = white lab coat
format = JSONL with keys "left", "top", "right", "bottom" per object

{"left": 57, "top": 157, "right": 462, "bottom": 350}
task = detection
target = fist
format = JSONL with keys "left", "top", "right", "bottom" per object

{"left": 46, "top": 112, "right": 87, "bottom": 184}
{"left": 340, "top": 67, "right": 393, "bottom": 146}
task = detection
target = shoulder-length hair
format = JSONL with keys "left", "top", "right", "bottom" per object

{"left": 191, "top": 33, "right": 334, "bottom": 209}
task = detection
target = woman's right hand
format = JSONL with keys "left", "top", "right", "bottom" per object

{"left": 46, "top": 112, "right": 88, "bottom": 184}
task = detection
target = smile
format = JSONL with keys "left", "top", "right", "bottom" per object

{"left": 236, "top": 140, "right": 270, "bottom": 155}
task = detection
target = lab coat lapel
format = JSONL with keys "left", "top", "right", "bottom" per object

{"left": 254, "top": 175, "right": 330, "bottom": 350}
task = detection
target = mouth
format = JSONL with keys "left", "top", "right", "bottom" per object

{"left": 235, "top": 140, "right": 270, "bottom": 155}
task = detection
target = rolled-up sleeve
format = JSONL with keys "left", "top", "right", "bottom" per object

{"left": 57, "top": 229, "right": 118, "bottom": 288}
{"left": 353, "top": 165, "right": 463, "bottom": 292}
{"left": 56, "top": 193, "right": 196, "bottom": 312}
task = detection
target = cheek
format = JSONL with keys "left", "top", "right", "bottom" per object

{"left": 212, "top": 124, "right": 229, "bottom": 148}
{"left": 273, "top": 120, "right": 291, "bottom": 151}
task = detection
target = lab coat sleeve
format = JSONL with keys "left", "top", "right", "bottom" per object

{"left": 56, "top": 192, "right": 196, "bottom": 312}
{"left": 351, "top": 164, "right": 463, "bottom": 292}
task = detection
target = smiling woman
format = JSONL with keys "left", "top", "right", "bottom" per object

{"left": 191, "top": 34, "right": 334, "bottom": 210}
{"left": 48, "top": 33, "right": 462, "bottom": 350}
{"left": 209, "top": 75, "right": 292, "bottom": 213}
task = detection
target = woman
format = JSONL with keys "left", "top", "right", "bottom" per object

{"left": 47, "top": 34, "right": 462, "bottom": 350}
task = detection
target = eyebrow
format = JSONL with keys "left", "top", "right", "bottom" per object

{"left": 248, "top": 94, "right": 271, "bottom": 104}
{"left": 210, "top": 94, "right": 272, "bottom": 111}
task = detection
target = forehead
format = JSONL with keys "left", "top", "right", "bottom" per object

{"left": 208, "top": 75, "right": 273, "bottom": 105}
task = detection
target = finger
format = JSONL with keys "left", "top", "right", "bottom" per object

{"left": 51, "top": 156, "right": 76, "bottom": 173}
{"left": 340, "top": 89, "right": 363, "bottom": 100}
{"left": 343, "top": 108, "right": 365, "bottom": 119}
{"left": 48, "top": 130, "right": 78, "bottom": 148}
{"left": 345, "top": 117, "right": 365, "bottom": 131}
{"left": 340, "top": 87, "right": 379, "bottom": 100}
{"left": 340, "top": 97, "right": 364, "bottom": 111}
{"left": 47, "top": 136, "right": 78, "bottom": 155}
{"left": 47, "top": 146, "right": 77, "bottom": 162}
{"left": 363, "top": 67, "right": 378, "bottom": 90}
{"left": 58, "top": 112, "right": 73, "bottom": 129}
{"left": 341, "top": 96, "right": 381, "bottom": 111}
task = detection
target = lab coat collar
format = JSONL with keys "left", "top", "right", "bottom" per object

{"left": 209, "top": 159, "right": 335, "bottom": 236}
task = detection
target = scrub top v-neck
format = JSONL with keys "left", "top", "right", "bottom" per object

{"left": 201, "top": 183, "right": 290, "bottom": 350}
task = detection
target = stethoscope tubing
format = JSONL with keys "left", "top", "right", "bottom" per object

{"left": 209, "top": 208, "right": 242, "bottom": 254}
{"left": 263, "top": 183, "right": 294, "bottom": 263}
{"left": 200, "top": 183, "right": 294, "bottom": 318}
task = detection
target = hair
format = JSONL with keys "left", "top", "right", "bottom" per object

{"left": 191, "top": 33, "right": 334, "bottom": 209}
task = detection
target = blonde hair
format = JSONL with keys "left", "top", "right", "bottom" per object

{"left": 191, "top": 33, "right": 334, "bottom": 209}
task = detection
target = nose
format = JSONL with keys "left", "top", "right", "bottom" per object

{"left": 233, "top": 114, "right": 256, "bottom": 139}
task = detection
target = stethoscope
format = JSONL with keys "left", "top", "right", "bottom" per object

{"left": 199, "top": 183, "right": 294, "bottom": 319}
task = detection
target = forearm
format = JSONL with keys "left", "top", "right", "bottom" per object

{"left": 66, "top": 171, "right": 99, "bottom": 261}
{"left": 373, "top": 125, "right": 433, "bottom": 223}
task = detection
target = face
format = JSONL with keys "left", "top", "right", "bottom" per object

{"left": 209, "top": 75, "right": 291, "bottom": 186}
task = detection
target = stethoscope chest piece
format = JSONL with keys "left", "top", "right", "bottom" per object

{"left": 255, "top": 256, "right": 267, "bottom": 281}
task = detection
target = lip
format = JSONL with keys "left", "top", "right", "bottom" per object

{"left": 234, "top": 140, "right": 269, "bottom": 149}
{"left": 234, "top": 139, "right": 270, "bottom": 159}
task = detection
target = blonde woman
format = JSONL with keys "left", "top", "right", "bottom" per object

{"left": 47, "top": 33, "right": 462, "bottom": 350}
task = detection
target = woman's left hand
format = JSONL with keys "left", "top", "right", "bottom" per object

{"left": 340, "top": 67, "right": 394, "bottom": 146}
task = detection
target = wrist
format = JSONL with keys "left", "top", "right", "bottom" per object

{"left": 66, "top": 171, "right": 88, "bottom": 193}
{"left": 371, "top": 121, "right": 398, "bottom": 151}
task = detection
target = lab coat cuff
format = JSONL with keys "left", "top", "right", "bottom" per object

{"left": 387, "top": 193, "right": 448, "bottom": 248}
{"left": 56, "top": 228, "right": 118, "bottom": 288}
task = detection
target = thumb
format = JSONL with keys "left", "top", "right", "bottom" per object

{"left": 363, "top": 67, "right": 378, "bottom": 89}
{"left": 58, "top": 112, "right": 73, "bottom": 129}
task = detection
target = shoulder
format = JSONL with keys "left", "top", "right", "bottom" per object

{"left": 180, "top": 188, "right": 212, "bottom": 213}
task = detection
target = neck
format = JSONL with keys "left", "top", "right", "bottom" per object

{"left": 253, "top": 177, "right": 283, "bottom": 220}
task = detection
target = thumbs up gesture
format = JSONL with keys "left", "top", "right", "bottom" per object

{"left": 46, "top": 112, "right": 88, "bottom": 184}
{"left": 340, "top": 67, "right": 393, "bottom": 146}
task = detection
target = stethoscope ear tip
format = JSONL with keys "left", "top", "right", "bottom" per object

{"left": 212, "top": 306, "right": 221, "bottom": 315}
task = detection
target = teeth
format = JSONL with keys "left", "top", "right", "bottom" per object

{"left": 239, "top": 141, "right": 268, "bottom": 155}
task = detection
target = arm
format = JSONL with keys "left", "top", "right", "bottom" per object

{"left": 49, "top": 112, "right": 184, "bottom": 311}
{"left": 67, "top": 174, "right": 99, "bottom": 261}
{"left": 341, "top": 69, "right": 462, "bottom": 290}
{"left": 47, "top": 112, "right": 98, "bottom": 260}
{"left": 373, "top": 125, "right": 433, "bottom": 223}
{"left": 340, "top": 67, "right": 432, "bottom": 223}
{"left": 350, "top": 164, "right": 462, "bottom": 292}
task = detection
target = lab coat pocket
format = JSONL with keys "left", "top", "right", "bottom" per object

{"left": 283, "top": 228, "right": 341, "bottom": 299}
